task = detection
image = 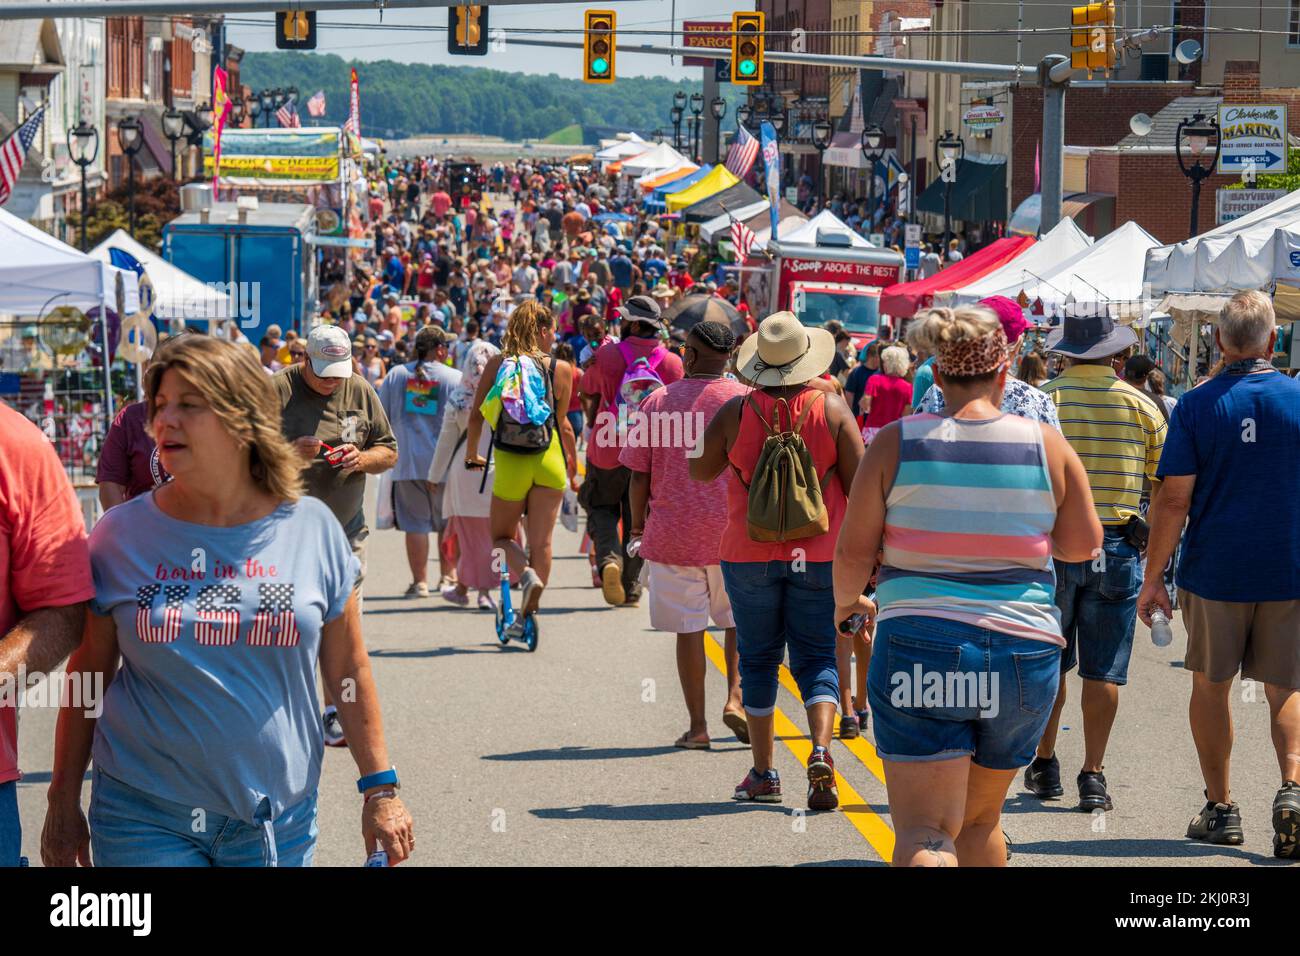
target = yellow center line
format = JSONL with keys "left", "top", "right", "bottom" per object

{"left": 703, "top": 632, "right": 895, "bottom": 862}
{"left": 776, "top": 663, "right": 887, "bottom": 785}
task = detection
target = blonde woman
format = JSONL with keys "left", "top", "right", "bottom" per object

{"left": 834, "top": 305, "right": 1100, "bottom": 866}
{"left": 41, "top": 334, "right": 413, "bottom": 868}
{"left": 465, "top": 300, "right": 578, "bottom": 633}
{"left": 429, "top": 337, "right": 520, "bottom": 610}
{"left": 860, "top": 344, "right": 913, "bottom": 443}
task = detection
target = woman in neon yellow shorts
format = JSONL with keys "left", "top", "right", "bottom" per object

{"left": 465, "top": 300, "right": 578, "bottom": 620}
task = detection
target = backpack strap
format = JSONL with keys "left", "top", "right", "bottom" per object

{"left": 744, "top": 393, "right": 778, "bottom": 437}
{"left": 791, "top": 390, "right": 826, "bottom": 436}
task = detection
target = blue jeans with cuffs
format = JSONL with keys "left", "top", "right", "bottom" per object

{"left": 720, "top": 559, "right": 840, "bottom": 716}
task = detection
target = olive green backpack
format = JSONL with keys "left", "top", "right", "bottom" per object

{"left": 731, "top": 392, "right": 830, "bottom": 542}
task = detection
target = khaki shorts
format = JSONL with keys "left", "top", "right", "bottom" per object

{"left": 646, "top": 562, "right": 734, "bottom": 635}
{"left": 1181, "top": 589, "right": 1300, "bottom": 688}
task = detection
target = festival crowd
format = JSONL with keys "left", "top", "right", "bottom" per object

{"left": 1, "top": 153, "right": 1298, "bottom": 869}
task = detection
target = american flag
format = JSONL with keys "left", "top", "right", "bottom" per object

{"left": 0, "top": 105, "right": 46, "bottom": 207}
{"left": 135, "top": 584, "right": 186, "bottom": 644}
{"left": 306, "top": 90, "right": 327, "bottom": 118}
{"left": 194, "top": 584, "right": 242, "bottom": 647}
{"left": 248, "top": 583, "right": 301, "bottom": 647}
{"left": 731, "top": 218, "right": 757, "bottom": 261}
{"left": 724, "top": 122, "right": 760, "bottom": 179}
{"left": 275, "top": 102, "right": 301, "bottom": 128}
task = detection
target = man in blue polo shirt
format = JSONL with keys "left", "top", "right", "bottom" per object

{"left": 1139, "top": 290, "right": 1300, "bottom": 858}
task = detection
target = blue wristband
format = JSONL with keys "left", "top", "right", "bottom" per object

{"left": 356, "top": 767, "right": 399, "bottom": 794}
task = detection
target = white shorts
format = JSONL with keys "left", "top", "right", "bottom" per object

{"left": 646, "top": 562, "right": 734, "bottom": 634}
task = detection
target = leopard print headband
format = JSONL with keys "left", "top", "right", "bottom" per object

{"left": 936, "top": 326, "right": 1009, "bottom": 377}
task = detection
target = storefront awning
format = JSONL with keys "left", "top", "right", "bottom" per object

{"left": 824, "top": 131, "right": 865, "bottom": 169}
{"left": 916, "top": 156, "right": 1008, "bottom": 223}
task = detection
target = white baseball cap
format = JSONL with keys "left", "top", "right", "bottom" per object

{"left": 306, "top": 325, "right": 354, "bottom": 378}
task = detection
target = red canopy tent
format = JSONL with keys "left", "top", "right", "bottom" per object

{"left": 879, "top": 236, "right": 1036, "bottom": 318}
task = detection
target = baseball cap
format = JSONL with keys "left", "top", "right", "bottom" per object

{"left": 307, "top": 325, "right": 355, "bottom": 378}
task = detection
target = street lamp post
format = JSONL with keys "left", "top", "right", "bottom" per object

{"left": 116, "top": 116, "right": 144, "bottom": 239}
{"left": 249, "top": 95, "right": 262, "bottom": 127}
{"left": 670, "top": 106, "right": 684, "bottom": 151}
{"left": 71, "top": 121, "right": 98, "bottom": 253}
{"left": 860, "top": 123, "right": 885, "bottom": 230}
{"left": 811, "top": 119, "right": 833, "bottom": 209}
{"left": 259, "top": 89, "right": 274, "bottom": 127}
{"left": 1175, "top": 111, "right": 1219, "bottom": 239}
{"left": 689, "top": 92, "right": 704, "bottom": 164}
{"left": 736, "top": 103, "right": 752, "bottom": 133}
{"left": 935, "top": 129, "right": 964, "bottom": 255}
{"left": 710, "top": 97, "right": 727, "bottom": 164}
{"left": 162, "top": 107, "right": 185, "bottom": 180}
{"left": 769, "top": 110, "right": 786, "bottom": 136}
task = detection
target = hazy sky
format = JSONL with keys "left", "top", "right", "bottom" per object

{"left": 227, "top": 1, "right": 737, "bottom": 80}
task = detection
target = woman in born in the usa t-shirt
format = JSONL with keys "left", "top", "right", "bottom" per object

{"left": 41, "top": 334, "right": 414, "bottom": 868}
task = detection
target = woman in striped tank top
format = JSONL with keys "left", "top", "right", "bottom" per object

{"left": 833, "top": 305, "right": 1101, "bottom": 867}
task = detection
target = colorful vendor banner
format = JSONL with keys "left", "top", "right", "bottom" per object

{"left": 760, "top": 120, "right": 781, "bottom": 242}
{"left": 203, "top": 128, "right": 342, "bottom": 185}
{"left": 348, "top": 67, "right": 361, "bottom": 136}
{"left": 211, "top": 66, "right": 232, "bottom": 190}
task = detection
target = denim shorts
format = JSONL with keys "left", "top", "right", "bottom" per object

{"left": 1056, "top": 527, "right": 1143, "bottom": 684}
{"left": 867, "top": 616, "right": 1062, "bottom": 771}
{"left": 0, "top": 781, "right": 19, "bottom": 867}
{"left": 89, "top": 767, "right": 318, "bottom": 867}
{"left": 719, "top": 560, "right": 840, "bottom": 715}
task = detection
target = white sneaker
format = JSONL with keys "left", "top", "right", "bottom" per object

{"left": 441, "top": 584, "right": 470, "bottom": 606}
{"left": 477, "top": 591, "right": 497, "bottom": 612}
{"left": 404, "top": 582, "right": 430, "bottom": 598}
{"left": 323, "top": 707, "right": 346, "bottom": 747}
{"left": 520, "top": 568, "right": 544, "bottom": 615}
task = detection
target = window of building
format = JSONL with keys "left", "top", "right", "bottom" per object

{"left": 1290, "top": 0, "right": 1300, "bottom": 46}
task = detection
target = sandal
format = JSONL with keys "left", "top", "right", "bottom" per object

{"left": 674, "top": 732, "right": 711, "bottom": 751}
{"left": 722, "top": 709, "right": 750, "bottom": 744}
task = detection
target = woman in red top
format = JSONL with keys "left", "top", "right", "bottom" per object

{"left": 861, "top": 345, "right": 913, "bottom": 444}
{"left": 692, "top": 312, "right": 868, "bottom": 811}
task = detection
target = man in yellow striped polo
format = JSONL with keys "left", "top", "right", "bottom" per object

{"left": 1024, "top": 312, "right": 1166, "bottom": 813}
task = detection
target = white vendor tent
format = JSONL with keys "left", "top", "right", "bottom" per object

{"left": 698, "top": 198, "right": 772, "bottom": 242}
{"left": 766, "top": 209, "right": 873, "bottom": 249}
{"left": 1017, "top": 220, "right": 1159, "bottom": 320}
{"left": 91, "top": 229, "right": 227, "bottom": 323}
{"left": 1144, "top": 188, "right": 1300, "bottom": 315}
{"left": 594, "top": 133, "right": 647, "bottom": 165}
{"left": 0, "top": 205, "right": 140, "bottom": 316}
{"left": 619, "top": 143, "right": 687, "bottom": 179}
{"left": 635, "top": 159, "right": 696, "bottom": 190}
{"left": 945, "top": 217, "right": 1094, "bottom": 305}
{"left": 752, "top": 213, "right": 812, "bottom": 248}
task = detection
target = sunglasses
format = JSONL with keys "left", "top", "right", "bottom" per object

{"left": 289, "top": 349, "right": 307, "bottom": 358}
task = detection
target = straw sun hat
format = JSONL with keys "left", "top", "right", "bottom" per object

{"left": 735, "top": 312, "right": 836, "bottom": 387}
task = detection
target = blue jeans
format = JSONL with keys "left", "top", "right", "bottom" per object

{"left": 719, "top": 560, "right": 840, "bottom": 715}
{"left": 89, "top": 767, "right": 318, "bottom": 867}
{"left": 1055, "top": 527, "right": 1143, "bottom": 684}
{"left": 0, "top": 781, "right": 19, "bottom": 867}
{"left": 867, "top": 616, "right": 1062, "bottom": 770}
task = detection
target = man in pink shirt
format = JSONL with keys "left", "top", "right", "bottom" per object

{"left": 621, "top": 321, "right": 746, "bottom": 749}
{"left": 579, "top": 295, "right": 683, "bottom": 606}
{"left": 0, "top": 403, "right": 95, "bottom": 866}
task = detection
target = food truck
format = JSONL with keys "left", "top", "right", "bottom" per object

{"left": 741, "top": 233, "right": 905, "bottom": 349}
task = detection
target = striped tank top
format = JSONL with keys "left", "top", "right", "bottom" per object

{"left": 876, "top": 413, "right": 1063, "bottom": 646}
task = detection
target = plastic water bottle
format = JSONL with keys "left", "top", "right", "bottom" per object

{"left": 364, "top": 849, "right": 388, "bottom": 868}
{"left": 626, "top": 535, "right": 642, "bottom": 558}
{"left": 1150, "top": 609, "right": 1174, "bottom": 647}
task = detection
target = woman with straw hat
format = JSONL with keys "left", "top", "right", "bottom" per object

{"left": 691, "top": 312, "right": 867, "bottom": 811}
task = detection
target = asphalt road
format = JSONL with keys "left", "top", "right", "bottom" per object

{"left": 12, "top": 473, "right": 1294, "bottom": 867}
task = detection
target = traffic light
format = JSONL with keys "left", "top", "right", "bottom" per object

{"left": 1070, "top": 1, "right": 1116, "bottom": 74}
{"left": 584, "top": 10, "right": 616, "bottom": 84}
{"left": 448, "top": 5, "right": 489, "bottom": 56}
{"left": 731, "top": 12, "right": 765, "bottom": 86}
{"left": 275, "top": 10, "right": 316, "bottom": 50}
